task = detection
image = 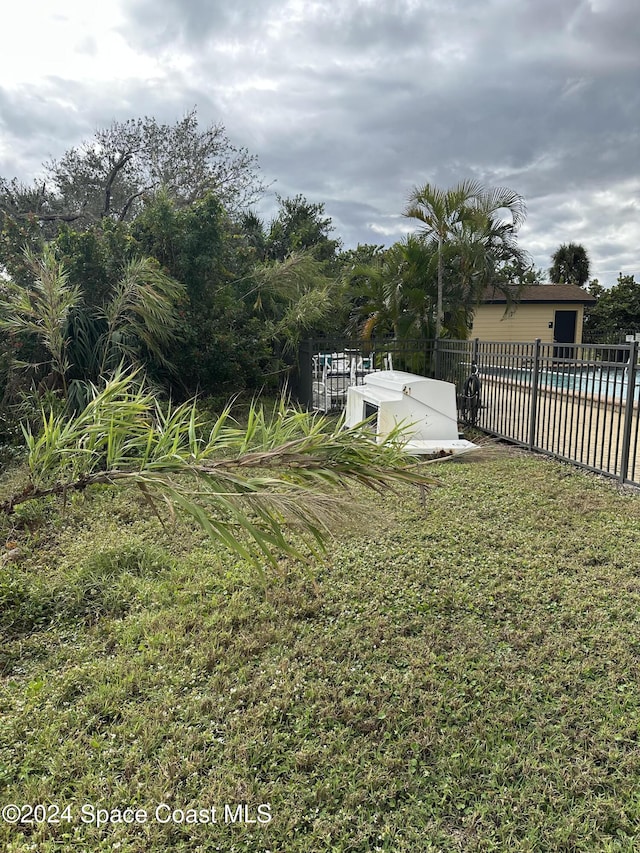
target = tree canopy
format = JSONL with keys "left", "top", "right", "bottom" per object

{"left": 404, "top": 180, "right": 528, "bottom": 337}
{"left": 583, "top": 274, "right": 640, "bottom": 342}
{"left": 549, "top": 243, "right": 591, "bottom": 287}
{"left": 263, "top": 194, "right": 340, "bottom": 263}
{"left": 6, "top": 109, "right": 613, "bottom": 447}
{"left": 0, "top": 109, "right": 265, "bottom": 233}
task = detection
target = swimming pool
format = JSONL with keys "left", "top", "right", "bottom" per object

{"left": 484, "top": 364, "right": 640, "bottom": 402}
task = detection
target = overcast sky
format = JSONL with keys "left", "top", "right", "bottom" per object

{"left": 0, "top": 0, "right": 638, "bottom": 286}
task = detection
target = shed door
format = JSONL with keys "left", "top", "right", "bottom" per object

{"left": 554, "top": 310, "right": 577, "bottom": 359}
{"left": 554, "top": 310, "right": 577, "bottom": 344}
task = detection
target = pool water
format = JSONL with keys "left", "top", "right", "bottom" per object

{"left": 488, "top": 366, "right": 640, "bottom": 402}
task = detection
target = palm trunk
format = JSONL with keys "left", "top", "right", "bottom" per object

{"left": 436, "top": 235, "right": 443, "bottom": 338}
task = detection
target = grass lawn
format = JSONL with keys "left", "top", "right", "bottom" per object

{"left": 1, "top": 446, "right": 640, "bottom": 851}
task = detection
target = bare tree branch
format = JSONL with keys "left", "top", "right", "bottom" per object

{"left": 14, "top": 210, "right": 83, "bottom": 223}
{"left": 103, "top": 151, "right": 133, "bottom": 216}
{"left": 118, "top": 188, "right": 148, "bottom": 222}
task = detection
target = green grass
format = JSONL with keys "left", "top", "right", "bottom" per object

{"left": 1, "top": 448, "right": 640, "bottom": 851}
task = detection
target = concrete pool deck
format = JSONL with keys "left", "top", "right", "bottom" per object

{"left": 476, "top": 375, "right": 640, "bottom": 485}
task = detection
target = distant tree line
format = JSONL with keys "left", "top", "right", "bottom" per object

{"left": 583, "top": 274, "right": 640, "bottom": 342}
{"left": 0, "top": 108, "right": 637, "bottom": 449}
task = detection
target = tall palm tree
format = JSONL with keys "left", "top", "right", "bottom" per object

{"left": 404, "top": 180, "right": 527, "bottom": 337}
{"left": 549, "top": 243, "right": 590, "bottom": 287}
{"left": 449, "top": 193, "right": 530, "bottom": 307}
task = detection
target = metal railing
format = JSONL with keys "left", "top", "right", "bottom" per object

{"left": 474, "top": 340, "right": 640, "bottom": 486}
{"left": 295, "top": 338, "right": 435, "bottom": 415}
{"left": 295, "top": 337, "right": 640, "bottom": 487}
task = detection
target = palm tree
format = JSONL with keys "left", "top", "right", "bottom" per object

{"left": 549, "top": 243, "right": 590, "bottom": 287}
{"left": 404, "top": 181, "right": 527, "bottom": 337}
{"left": 343, "top": 237, "right": 438, "bottom": 341}
{"left": 0, "top": 246, "right": 80, "bottom": 397}
{"left": 448, "top": 193, "right": 530, "bottom": 314}
{"left": 405, "top": 180, "right": 481, "bottom": 338}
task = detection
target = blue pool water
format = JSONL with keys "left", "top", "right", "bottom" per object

{"left": 487, "top": 366, "right": 640, "bottom": 402}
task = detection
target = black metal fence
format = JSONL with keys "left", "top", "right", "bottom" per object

{"left": 474, "top": 339, "right": 640, "bottom": 487}
{"left": 295, "top": 337, "right": 640, "bottom": 487}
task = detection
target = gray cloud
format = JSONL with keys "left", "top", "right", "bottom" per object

{"left": 121, "top": 0, "right": 284, "bottom": 49}
{"left": 1, "top": 0, "right": 638, "bottom": 285}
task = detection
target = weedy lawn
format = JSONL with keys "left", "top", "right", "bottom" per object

{"left": 1, "top": 448, "right": 640, "bottom": 852}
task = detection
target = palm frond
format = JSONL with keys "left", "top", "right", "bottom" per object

{"left": 0, "top": 246, "right": 81, "bottom": 388}
{"left": 99, "top": 257, "right": 186, "bottom": 370}
{"left": 4, "top": 372, "right": 442, "bottom": 571}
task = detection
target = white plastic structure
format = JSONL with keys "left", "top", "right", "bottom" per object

{"left": 345, "top": 370, "right": 479, "bottom": 456}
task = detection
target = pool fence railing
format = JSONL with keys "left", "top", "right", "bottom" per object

{"left": 295, "top": 337, "right": 640, "bottom": 488}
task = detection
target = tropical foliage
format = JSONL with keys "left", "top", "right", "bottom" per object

{"left": 343, "top": 236, "right": 436, "bottom": 339}
{"left": 247, "top": 250, "right": 342, "bottom": 353}
{"left": 0, "top": 246, "right": 81, "bottom": 397}
{"left": 1, "top": 371, "right": 437, "bottom": 575}
{"left": 583, "top": 273, "right": 640, "bottom": 342}
{"left": 549, "top": 242, "right": 591, "bottom": 287}
{"left": 0, "top": 245, "right": 184, "bottom": 410}
{"left": 0, "top": 110, "right": 544, "bottom": 453}
{"left": 263, "top": 193, "right": 341, "bottom": 263}
{"left": 344, "top": 181, "right": 530, "bottom": 343}
{"left": 404, "top": 180, "right": 528, "bottom": 337}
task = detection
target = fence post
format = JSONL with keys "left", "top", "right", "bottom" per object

{"left": 528, "top": 338, "right": 541, "bottom": 451}
{"left": 296, "top": 338, "right": 314, "bottom": 408}
{"left": 619, "top": 340, "right": 638, "bottom": 484}
{"left": 472, "top": 337, "right": 479, "bottom": 367}
{"left": 425, "top": 339, "right": 433, "bottom": 377}
{"left": 434, "top": 338, "right": 440, "bottom": 380}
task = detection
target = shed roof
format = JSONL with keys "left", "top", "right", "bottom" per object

{"left": 481, "top": 284, "right": 596, "bottom": 305}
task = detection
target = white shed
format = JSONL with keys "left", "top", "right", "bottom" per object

{"left": 345, "top": 371, "right": 478, "bottom": 455}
